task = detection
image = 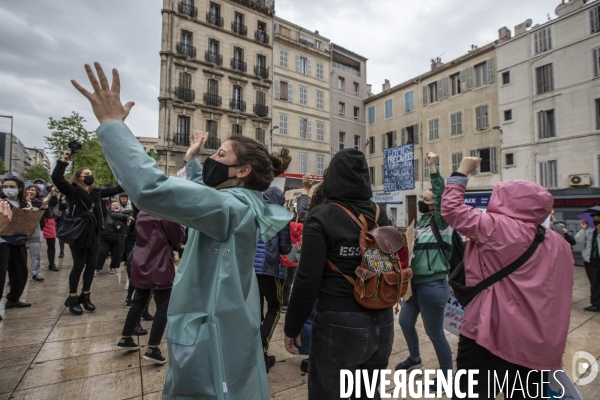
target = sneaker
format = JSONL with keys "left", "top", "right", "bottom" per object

{"left": 110, "top": 268, "right": 115, "bottom": 274}
{"left": 281, "top": 306, "right": 288, "bottom": 313}
{"left": 125, "top": 298, "right": 132, "bottom": 309}
{"left": 125, "top": 279, "right": 129, "bottom": 290}
{"left": 116, "top": 337, "right": 139, "bottom": 350}
{"left": 264, "top": 354, "right": 276, "bottom": 373}
{"left": 32, "top": 275, "right": 44, "bottom": 283}
{"left": 395, "top": 357, "right": 423, "bottom": 372}
{"left": 58, "top": 252, "right": 64, "bottom": 258}
{"left": 93, "top": 270, "right": 99, "bottom": 277}
{"left": 300, "top": 358, "right": 309, "bottom": 373}
{"left": 143, "top": 347, "right": 167, "bottom": 365}
{"left": 583, "top": 305, "right": 600, "bottom": 312}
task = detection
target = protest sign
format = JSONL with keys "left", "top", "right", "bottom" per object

{"left": 443, "top": 290, "right": 464, "bottom": 336}
{"left": 384, "top": 144, "right": 415, "bottom": 192}
{"left": 283, "top": 183, "right": 320, "bottom": 209}
{"left": 0, "top": 209, "right": 45, "bottom": 237}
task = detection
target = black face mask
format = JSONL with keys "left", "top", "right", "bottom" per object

{"left": 202, "top": 157, "right": 241, "bottom": 188}
{"left": 418, "top": 200, "right": 432, "bottom": 214}
{"left": 83, "top": 175, "right": 94, "bottom": 186}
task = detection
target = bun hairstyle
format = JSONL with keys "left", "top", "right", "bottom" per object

{"left": 227, "top": 135, "right": 291, "bottom": 191}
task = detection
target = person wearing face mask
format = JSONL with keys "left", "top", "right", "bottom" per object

{"left": 396, "top": 152, "right": 453, "bottom": 390}
{"left": 0, "top": 178, "right": 33, "bottom": 317}
{"left": 52, "top": 150, "right": 124, "bottom": 315}
{"left": 576, "top": 213, "right": 600, "bottom": 312}
{"left": 25, "top": 184, "right": 49, "bottom": 283}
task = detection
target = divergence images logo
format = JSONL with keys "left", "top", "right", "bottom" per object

{"left": 572, "top": 351, "right": 598, "bottom": 386}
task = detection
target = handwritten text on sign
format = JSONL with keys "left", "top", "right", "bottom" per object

{"left": 384, "top": 144, "right": 415, "bottom": 192}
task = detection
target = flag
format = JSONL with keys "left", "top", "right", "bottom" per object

{"left": 365, "top": 138, "right": 370, "bottom": 148}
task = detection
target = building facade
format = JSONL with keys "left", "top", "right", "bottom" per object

{"left": 272, "top": 17, "right": 331, "bottom": 177}
{"left": 497, "top": 0, "right": 600, "bottom": 263}
{"left": 25, "top": 147, "right": 51, "bottom": 173}
{"left": 0, "top": 132, "right": 27, "bottom": 178}
{"left": 157, "top": 0, "right": 274, "bottom": 175}
{"left": 331, "top": 44, "right": 368, "bottom": 156}
{"left": 365, "top": 44, "right": 500, "bottom": 227}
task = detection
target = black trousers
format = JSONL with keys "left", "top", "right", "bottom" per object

{"left": 256, "top": 274, "right": 283, "bottom": 352}
{"left": 584, "top": 261, "right": 600, "bottom": 308}
{"left": 97, "top": 238, "right": 122, "bottom": 271}
{"left": 69, "top": 240, "right": 99, "bottom": 294}
{"left": 46, "top": 238, "right": 56, "bottom": 265}
{"left": 283, "top": 266, "right": 297, "bottom": 307}
{"left": 122, "top": 287, "right": 171, "bottom": 346}
{"left": 454, "top": 335, "right": 548, "bottom": 399}
{"left": 0, "top": 243, "right": 28, "bottom": 302}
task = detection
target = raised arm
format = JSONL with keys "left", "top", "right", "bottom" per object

{"left": 99, "top": 185, "right": 124, "bottom": 198}
{"left": 51, "top": 158, "right": 75, "bottom": 196}
{"left": 185, "top": 132, "right": 208, "bottom": 185}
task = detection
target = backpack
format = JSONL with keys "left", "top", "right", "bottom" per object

{"left": 430, "top": 218, "right": 465, "bottom": 275}
{"left": 327, "top": 203, "right": 413, "bottom": 310}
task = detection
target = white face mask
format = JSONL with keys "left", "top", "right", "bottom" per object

{"left": 3, "top": 188, "right": 19, "bottom": 198}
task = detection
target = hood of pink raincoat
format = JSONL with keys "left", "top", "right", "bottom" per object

{"left": 486, "top": 180, "right": 553, "bottom": 225}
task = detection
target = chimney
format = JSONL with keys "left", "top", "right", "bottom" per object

{"left": 367, "top": 84, "right": 373, "bottom": 97}
{"left": 498, "top": 27, "right": 512, "bottom": 41}
{"left": 315, "top": 30, "right": 319, "bottom": 35}
{"left": 382, "top": 79, "right": 390, "bottom": 91}
{"left": 431, "top": 57, "right": 444, "bottom": 70}
{"left": 514, "top": 19, "right": 533, "bottom": 35}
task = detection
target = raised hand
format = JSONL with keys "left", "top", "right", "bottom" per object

{"left": 426, "top": 152, "right": 438, "bottom": 174}
{"left": 457, "top": 157, "right": 482, "bottom": 176}
{"left": 580, "top": 220, "right": 588, "bottom": 230}
{"left": 71, "top": 62, "right": 135, "bottom": 124}
{"left": 185, "top": 131, "right": 209, "bottom": 162}
{"left": 302, "top": 173, "right": 313, "bottom": 194}
{"left": 62, "top": 148, "right": 72, "bottom": 162}
{"left": 0, "top": 201, "right": 12, "bottom": 232}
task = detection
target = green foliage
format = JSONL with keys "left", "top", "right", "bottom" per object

{"left": 0, "top": 157, "right": 8, "bottom": 175}
{"left": 73, "top": 140, "right": 115, "bottom": 186}
{"left": 24, "top": 164, "right": 51, "bottom": 182}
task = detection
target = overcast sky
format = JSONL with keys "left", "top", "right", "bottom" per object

{"left": 0, "top": 0, "right": 556, "bottom": 162}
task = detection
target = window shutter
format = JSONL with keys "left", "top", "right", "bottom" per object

{"left": 594, "top": 49, "right": 599, "bottom": 78}
{"left": 296, "top": 55, "right": 301, "bottom": 73}
{"left": 307, "top": 59, "right": 312, "bottom": 76}
{"left": 487, "top": 59, "right": 495, "bottom": 83}
{"left": 470, "top": 150, "right": 479, "bottom": 174}
{"left": 414, "top": 159, "right": 419, "bottom": 182}
{"left": 534, "top": 32, "right": 539, "bottom": 54}
{"left": 460, "top": 69, "right": 466, "bottom": 92}
{"left": 443, "top": 76, "right": 450, "bottom": 98}
{"left": 467, "top": 67, "right": 474, "bottom": 90}
{"left": 437, "top": 79, "right": 443, "bottom": 101}
{"left": 307, "top": 120, "right": 312, "bottom": 139}
{"left": 382, "top": 133, "right": 386, "bottom": 151}
{"left": 414, "top": 124, "right": 419, "bottom": 144}
{"left": 490, "top": 147, "right": 497, "bottom": 173}
{"left": 422, "top": 85, "right": 428, "bottom": 106}
{"left": 288, "top": 83, "right": 293, "bottom": 101}
{"left": 483, "top": 105, "right": 489, "bottom": 129}
{"left": 476, "top": 106, "right": 481, "bottom": 130}
{"left": 274, "top": 23, "right": 280, "bottom": 34}
{"left": 275, "top": 79, "right": 280, "bottom": 99}
{"left": 299, "top": 119, "right": 304, "bottom": 138}
{"left": 547, "top": 28, "right": 552, "bottom": 50}
{"left": 401, "top": 128, "right": 406, "bottom": 145}
{"left": 393, "top": 130, "right": 397, "bottom": 147}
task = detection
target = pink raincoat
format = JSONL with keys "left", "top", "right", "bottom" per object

{"left": 442, "top": 179, "right": 574, "bottom": 370}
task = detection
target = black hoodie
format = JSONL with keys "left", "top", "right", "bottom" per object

{"left": 284, "top": 149, "right": 389, "bottom": 338}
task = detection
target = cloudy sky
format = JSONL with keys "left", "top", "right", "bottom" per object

{"left": 0, "top": 0, "right": 556, "bottom": 162}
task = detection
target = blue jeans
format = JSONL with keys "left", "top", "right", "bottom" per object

{"left": 399, "top": 279, "right": 453, "bottom": 374}
{"left": 28, "top": 239, "right": 42, "bottom": 276}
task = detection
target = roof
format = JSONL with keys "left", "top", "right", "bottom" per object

{"left": 274, "top": 16, "right": 331, "bottom": 42}
{"left": 332, "top": 43, "right": 368, "bottom": 61}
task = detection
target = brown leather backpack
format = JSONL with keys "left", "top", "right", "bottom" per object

{"left": 327, "top": 203, "right": 412, "bottom": 310}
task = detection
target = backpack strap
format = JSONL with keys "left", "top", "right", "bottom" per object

{"left": 331, "top": 203, "right": 366, "bottom": 231}
{"left": 375, "top": 204, "right": 380, "bottom": 222}
{"left": 326, "top": 259, "right": 356, "bottom": 286}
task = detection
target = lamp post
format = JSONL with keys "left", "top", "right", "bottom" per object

{"left": 0, "top": 115, "right": 13, "bottom": 174}
{"left": 269, "top": 125, "right": 279, "bottom": 152}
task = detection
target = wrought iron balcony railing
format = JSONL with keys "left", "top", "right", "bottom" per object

{"left": 178, "top": 2, "right": 197, "bottom": 17}
{"left": 254, "top": 65, "right": 269, "bottom": 79}
{"left": 253, "top": 104, "right": 268, "bottom": 117}
{"left": 174, "top": 87, "right": 195, "bottom": 102}
{"left": 230, "top": 99, "right": 246, "bottom": 112}
{"left": 232, "top": 22, "right": 247, "bottom": 36}
{"left": 176, "top": 43, "right": 196, "bottom": 58}
{"left": 203, "top": 93, "right": 222, "bottom": 107}
{"left": 205, "top": 136, "right": 221, "bottom": 150}
{"left": 231, "top": 58, "right": 247, "bottom": 72}
{"left": 173, "top": 132, "right": 190, "bottom": 146}
{"left": 255, "top": 30, "right": 269, "bottom": 44}
{"left": 205, "top": 51, "right": 223, "bottom": 65}
{"left": 206, "top": 12, "right": 223, "bottom": 27}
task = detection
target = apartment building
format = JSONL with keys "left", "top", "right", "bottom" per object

{"left": 365, "top": 44, "right": 500, "bottom": 227}
{"left": 156, "top": 0, "right": 274, "bottom": 175}
{"left": 25, "top": 147, "right": 51, "bottom": 173}
{"left": 273, "top": 17, "right": 331, "bottom": 177}
{"left": 331, "top": 44, "right": 368, "bottom": 156}
{"left": 497, "top": 0, "right": 600, "bottom": 261}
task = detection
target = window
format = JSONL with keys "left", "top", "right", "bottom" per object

{"left": 232, "top": 85, "right": 243, "bottom": 111}
{"left": 276, "top": 80, "right": 291, "bottom": 101}
{"left": 504, "top": 109, "right": 513, "bottom": 121}
{"left": 596, "top": 99, "right": 600, "bottom": 130}
{"left": 476, "top": 105, "right": 490, "bottom": 130}
{"left": 401, "top": 125, "right": 419, "bottom": 145}
{"left": 279, "top": 114, "right": 288, "bottom": 135}
{"left": 475, "top": 62, "right": 488, "bottom": 87}
{"left": 450, "top": 73, "right": 462, "bottom": 95}
{"left": 451, "top": 112, "right": 462, "bottom": 136}
{"left": 539, "top": 160, "right": 558, "bottom": 189}
{"left": 206, "top": 120, "right": 218, "bottom": 138}
{"left": 385, "top": 99, "right": 393, "bottom": 119}
{"left": 181, "top": 30, "right": 192, "bottom": 46}
{"left": 299, "top": 86, "right": 308, "bottom": 105}
{"left": 536, "top": 64, "right": 554, "bottom": 94}
{"left": 338, "top": 77, "right": 345, "bottom": 90}
{"left": 232, "top": 47, "right": 244, "bottom": 70}
{"left": 593, "top": 48, "right": 600, "bottom": 78}
{"left": 317, "top": 121, "right": 324, "bottom": 141}
{"left": 279, "top": 50, "right": 288, "bottom": 68}
{"left": 257, "top": 54, "right": 266, "bottom": 70}
{"left": 296, "top": 56, "right": 310, "bottom": 75}
{"left": 354, "top": 135, "right": 360, "bottom": 150}
{"left": 591, "top": 5, "right": 600, "bottom": 34}
{"left": 534, "top": 27, "right": 552, "bottom": 54}
{"left": 538, "top": 109, "right": 556, "bottom": 139}
{"left": 316, "top": 156, "right": 324, "bottom": 176}
{"left": 353, "top": 82, "right": 359, "bottom": 95}
{"left": 414, "top": 159, "right": 419, "bottom": 182}
{"left": 233, "top": 12, "right": 245, "bottom": 35}
{"left": 299, "top": 118, "right": 311, "bottom": 139}
{"left": 299, "top": 153, "right": 308, "bottom": 174}
{"left": 470, "top": 148, "right": 498, "bottom": 174}
{"left": 405, "top": 91, "right": 414, "bottom": 112}
{"left": 428, "top": 82, "right": 438, "bottom": 103}
{"left": 354, "top": 107, "right": 360, "bottom": 120}
{"left": 232, "top": 123, "right": 243, "bottom": 135}
{"left": 369, "top": 167, "right": 375, "bottom": 185}
{"left": 338, "top": 102, "right": 345, "bottom": 116}
{"left": 255, "top": 128, "right": 266, "bottom": 144}
{"left": 429, "top": 118, "right": 439, "bottom": 140}
{"left": 384, "top": 131, "right": 394, "bottom": 148}
{"left": 177, "top": 115, "right": 190, "bottom": 137}
{"left": 207, "top": 78, "right": 219, "bottom": 95}
{"left": 369, "top": 136, "right": 375, "bottom": 154}
{"left": 316, "top": 63, "right": 324, "bottom": 79}
{"left": 207, "top": 39, "right": 220, "bottom": 64}
{"left": 502, "top": 71, "right": 511, "bottom": 85}
{"left": 505, "top": 153, "right": 515, "bottom": 166}
{"left": 368, "top": 106, "right": 375, "bottom": 124}
{"left": 423, "top": 158, "right": 439, "bottom": 179}
{"left": 339, "top": 132, "right": 346, "bottom": 150}
{"left": 452, "top": 152, "right": 463, "bottom": 173}
{"left": 316, "top": 91, "right": 324, "bottom": 110}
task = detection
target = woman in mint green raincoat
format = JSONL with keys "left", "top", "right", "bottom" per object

{"left": 71, "top": 63, "right": 292, "bottom": 399}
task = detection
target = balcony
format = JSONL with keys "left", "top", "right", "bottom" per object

{"left": 253, "top": 104, "right": 268, "bottom": 117}
{"left": 254, "top": 65, "right": 269, "bottom": 79}
{"left": 178, "top": 2, "right": 197, "bottom": 17}
{"left": 173, "top": 132, "right": 190, "bottom": 147}
{"left": 176, "top": 43, "right": 196, "bottom": 59}
{"left": 205, "top": 51, "right": 222, "bottom": 65}
{"left": 231, "top": 58, "right": 247, "bottom": 72}
{"left": 230, "top": 99, "right": 246, "bottom": 112}
{"left": 232, "top": 22, "right": 247, "bottom": 36}
{"left": 206, "top": 12, "right": 223, "bottom": 27}
{"left": 174, "top": 87, "right": 195, "bottom": 102}
{"left": 205, "top": 136, "right": 221, "bottom": 150}
{"left": 203, "top": 93, "right": 222, "bottom": 107}
{"left": 247, "top": 0, "right": 274, "bottom": 10}
{"left": 255, "top": 30, "right": 269, "bottom": 44}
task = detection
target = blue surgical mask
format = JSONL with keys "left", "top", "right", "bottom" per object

{"left": 37, "top": 184, "right": 45, "bottom": 191}
{"left": 3, "top": 188, "right": 18, "bottom": 198}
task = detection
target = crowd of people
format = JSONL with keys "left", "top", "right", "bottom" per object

{"left": 0, "top": 62, "right": 596, "bottom": 399}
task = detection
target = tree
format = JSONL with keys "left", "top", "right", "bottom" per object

{"left": 73, "top": 140, "right": 115, "bottom": 186}
{"left": 0, "top": 158, "right": 8, "bottom": 175}
{"left": 24, "top": 164, "right": 51, "bottom": 182}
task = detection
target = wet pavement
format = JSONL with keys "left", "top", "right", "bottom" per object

{"left": 1, "top": 245, "right": 599, "bottom": 399}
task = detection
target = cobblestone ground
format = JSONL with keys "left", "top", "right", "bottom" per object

{"left": 1, "top": 244, "right": 598, "bottom": 399}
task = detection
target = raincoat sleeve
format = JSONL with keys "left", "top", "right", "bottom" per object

{"left": 430, "top": 172, "right": 449, "bottom": 230}
{"left": 441, "top": 174, "right": 496, "bottom": 244}
{"left": 575, "top": 229, "right": 587, "bottom": 244}
{"left": 185, "top": 157, "right": 205, "bottom": 185}
{"left": 95, "top": 120, "right": 234, "bottom": 241}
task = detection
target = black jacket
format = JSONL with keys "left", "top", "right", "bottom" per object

{"left": 51, "top": 160, "right": 123, "bottom": 234}
{"left": 284, "top": 149, "right": 389, "bottom": 338}
{"left": 99, "top": 211, "right": 127, "bottom": 241}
